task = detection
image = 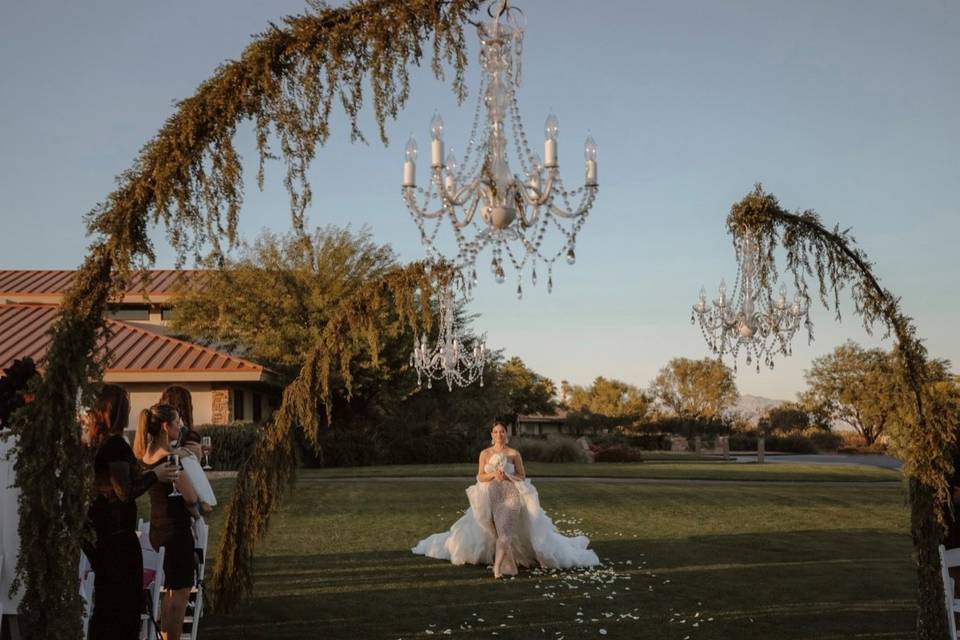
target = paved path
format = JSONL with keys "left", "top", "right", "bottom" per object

{"left": 298, "top": 475, "right": 899, "bottom": 487}
{"left": 733, "top": 453, "right": 902, "bottom": 470}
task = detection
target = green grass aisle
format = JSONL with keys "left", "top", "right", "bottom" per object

{"left": 195, "top": 464, "right": 913, "bottom": 639}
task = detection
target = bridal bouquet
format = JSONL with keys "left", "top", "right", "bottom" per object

{"left": 488, "top": 453, "right": 506, "bottom": 472}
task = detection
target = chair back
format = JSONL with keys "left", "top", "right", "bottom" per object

{"left": 939, "top": 544, "right": 960, "bottom": 640}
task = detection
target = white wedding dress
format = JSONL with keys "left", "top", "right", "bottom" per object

{"left": 412, "top": 458, "right": 600, "bottom": 574}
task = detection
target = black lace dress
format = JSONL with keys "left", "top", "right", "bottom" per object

{"left": 144, "top": 459, "right": 196, "bottom": 589}
{"left": 86, "top": 435, "right": 157, "bottom": 640}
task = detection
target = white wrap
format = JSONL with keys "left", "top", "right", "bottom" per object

{"left": 180, "top": 456, "right": 217, "bottom": 506}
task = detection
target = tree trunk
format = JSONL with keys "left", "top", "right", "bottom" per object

{"left": 911, "top": 477, "right": 949, "bottom": 639}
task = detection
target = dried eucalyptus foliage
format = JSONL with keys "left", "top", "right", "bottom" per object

{"left": 726, "top": 184, "right": 952, "bottom": 639}
{"left": 12, "top": 1, "right": 480, "bottom": 637}
{"left": 209, "top": 261, "right": 450, "bottom": 609}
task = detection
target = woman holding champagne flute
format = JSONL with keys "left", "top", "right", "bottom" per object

{"left": 134, "top": 403, "right": 207, "bottom": 640}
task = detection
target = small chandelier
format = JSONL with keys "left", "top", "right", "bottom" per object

{"left": 401, "top": 0, "right": 599, "bottom": 298}
{"left": 411, "top": 282, "right": 488, "bottom": 390}
{"left": 692, "top": 232, "right": 809, "bottom": 372}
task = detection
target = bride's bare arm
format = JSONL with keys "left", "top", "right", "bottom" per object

{"left": 476, "top": 450, "right": 497, "bottom": 482}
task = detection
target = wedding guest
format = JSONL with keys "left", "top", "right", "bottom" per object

{"left": 134, "top": 403, "right": 204, "bottom": 640}
{"left": 0, "top": 357, "right": 38, "bottom": 640}
{"left": 84, "top": 385, "right": 178, "bottom": 640}
{"left": 159, "top": 385, "right": 202, "bottom": 458}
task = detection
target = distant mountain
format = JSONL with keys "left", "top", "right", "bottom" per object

{"left": 729, "top": 394, "right": 788, "bottom": 425}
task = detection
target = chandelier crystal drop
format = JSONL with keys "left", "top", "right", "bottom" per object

{"left": 401, "top": 0, "right": 599, "bottom": 294}
{"left": 691, "top": 233, "right": 810, "bottom": 373}
{"left": 410, "top": 282, "right": 488, "bottom": 391}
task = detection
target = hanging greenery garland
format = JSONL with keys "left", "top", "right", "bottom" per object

{"left": 9, "top": 1, "right": 480, "bottom": 637}
{"left": 726, "top": 184, "right": 954, "bottom": 639}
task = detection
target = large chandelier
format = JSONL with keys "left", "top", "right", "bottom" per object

{"left": 401, "top": 0, "right": 599, "bottom": 298}
{"left": 411, "top": 282, "right": 488, "bottom": 390}
{"left": 692, "top": 233, "right": 810, "bottom": 372}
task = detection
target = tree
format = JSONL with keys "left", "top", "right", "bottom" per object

{"left": 801, "top": 342, "right": 899, "bottom": 445}
{"left": 561, "top": 376, "right": 649, "bottom": 432}
{"left": 14, "top": 1, "right": 481, "bottom": 633}
{"left": 802, "top": 342, "right": 953, "bottom": 446}
{"left": 722, "top": 184, "right": 953, "bottom": 637}
{"left": 497, "top": 356, "right": 557, "bottom": 419}
{"left": 172, "top": 226, "right": 397, "bottom": 380}
{"left": 649, "top": 357, "right": 738, "bottom": 422}
{"left": 760, "top": 401, "right": 811, "bottom": 434}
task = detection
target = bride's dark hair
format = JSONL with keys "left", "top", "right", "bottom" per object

{"left": 492, "top": 417, "right": 510, "bottom": 429}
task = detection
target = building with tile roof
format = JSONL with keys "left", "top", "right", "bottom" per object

{"left": 0, "top": 270, "right": 279, "bottom": 431}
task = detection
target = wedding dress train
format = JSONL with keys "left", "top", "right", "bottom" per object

{"left": 412, "top": 460, "right": 600, "bottom": 573}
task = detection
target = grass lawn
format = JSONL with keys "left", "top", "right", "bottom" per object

{"left": 190, "top": 462, "right": 914, "bottom": 639}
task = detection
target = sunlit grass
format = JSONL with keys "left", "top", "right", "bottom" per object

{"left": 195, "top": 463, "right": 913, "bottom": 639}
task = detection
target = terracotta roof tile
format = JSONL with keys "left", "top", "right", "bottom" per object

{"left": 0, "top": 304, "right": 266, "bottom": 381}
{"left": 0, "top": 269, "right": 201, "bottom": 300}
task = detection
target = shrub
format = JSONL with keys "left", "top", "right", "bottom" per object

{"left": 512, "top": 436, "right": 586, "bottom": 463}
{"left": 804, "top": 428, "right": 843, "bottom": 452}
{"left": 837, "top": 431, "right": 888, "bottom": 454}
{"left": 194, "top": 423, "right": 261, "bottom": 470}
{"left": 728, "top": 431, "right": 758, "bottom": 451}
{"left": 727, "top": 430, "right": 819, "bottom": 454}
{"left": 302, "top": 423, "right": 480, "bottom": 468}
{"left": 593, "top": 444, "right": 644, "bottom": 463}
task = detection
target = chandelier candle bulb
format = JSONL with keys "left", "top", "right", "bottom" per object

{"left": 584, "top": 135, "right": 598, "bottom": 185}
{"left": 430, "top": 113, "right": 444, "bottom": 166}
{"left": 585, "top": 160, "right": 597, "bottom": 186}
{"left": 403, "top": 137, "right": 417, "bottom": 187}
{"left": 545, "top": 114, "right": 559, "bottom": 166}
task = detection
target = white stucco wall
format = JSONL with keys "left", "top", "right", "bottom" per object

{"left": 121, "top": 381, "right": 216, "bottom": 432}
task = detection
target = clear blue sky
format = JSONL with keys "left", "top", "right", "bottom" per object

{"left": 1, "top": 1, "right": 957, "bottom": 401}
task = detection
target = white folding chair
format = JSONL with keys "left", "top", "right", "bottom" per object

{"left": 1, "top": 553, "right": 5, "bottom": 638}
{"left": 939, "top": 544, "right": 960, "bottom": 639}
{"left": 79, "top": 551, "right": 95, "bottom": 639}
{"left": 186, "top": 518, "right": 209, "bottom": 640}
{"left": 139, "top": 531, "right": 165, "bottom": 640}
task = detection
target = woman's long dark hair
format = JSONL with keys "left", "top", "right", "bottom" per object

{"left": 90, "top": 384, "right": 131, "bottom": 449}
{"left": 160, "top": 385, "right": 193, "bottom": 429}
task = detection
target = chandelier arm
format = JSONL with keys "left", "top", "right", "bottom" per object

{"left": 443, "top": 176, "right": 483, "bottom": 209}
{"left": 403, "top": 189, "right": 447, "bottom": 220}
{"left": 457, "top": 193, "right": 483, "bottom": 229}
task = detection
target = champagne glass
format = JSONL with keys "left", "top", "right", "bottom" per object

{"left": 167, "top": 453, "right": 182, "bottom": 498}
{"left": 201, "top": 436, "right": 213, "bottom": 470}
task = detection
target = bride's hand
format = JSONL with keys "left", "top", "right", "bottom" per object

{"left": 495, "top": 468, "right": 506, "bottom": 482}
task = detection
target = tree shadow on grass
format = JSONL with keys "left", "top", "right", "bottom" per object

{"left": 200, "top": 529, "right": 916, "bottom": 640}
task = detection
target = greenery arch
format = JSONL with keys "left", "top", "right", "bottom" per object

{"left": 725, "top": 184, "right": 955, "bottom": 639}
{"left": 10, "top": 1, "right": 480, "bottom": 637}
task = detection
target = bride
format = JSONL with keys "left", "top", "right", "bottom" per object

{"left": 412, "top": 419, "right": 600, "bottom": 577}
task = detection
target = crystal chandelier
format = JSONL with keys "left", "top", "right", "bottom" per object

{"left": 401, "top": 0, "right": 599, "bottom": 298}
{"left": 692, "top": 233, "right": 810, "bottom": 372}
{"left": 411, "top": 282, "right": 488, "bottom": 390}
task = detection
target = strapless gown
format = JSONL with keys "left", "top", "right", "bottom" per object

{"left": 412, "top": 461, "right": 600, "bottom": 574}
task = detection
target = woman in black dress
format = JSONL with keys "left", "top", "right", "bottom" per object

{"left": 159, "top": 385, "right": 203, "bottom": 458}
{"left": 83, "top": 385, "right": 178, "bottom": 640}
{"left": 133, "top": 403, "right": 203, "bottom": 640}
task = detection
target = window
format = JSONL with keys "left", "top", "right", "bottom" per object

{"left": 233, "top": 389, "right": 245, "bottom": 421}
{"left": 160, "top": 307, "right": 176, "bottom": 321}
{"left": 108, "top": 306, "right": 150, "bottom": 321}
{"left": 252, "top": 394, "right": 262, "bottom": 423}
